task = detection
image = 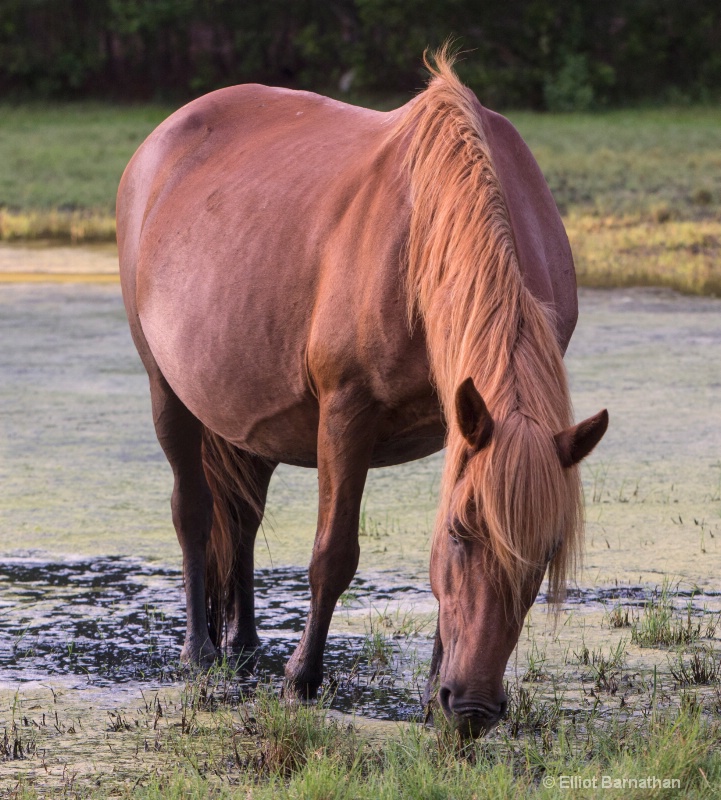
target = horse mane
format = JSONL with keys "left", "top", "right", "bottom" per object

{"left": 393, "top": 49, "right": 583, "bottom": 613}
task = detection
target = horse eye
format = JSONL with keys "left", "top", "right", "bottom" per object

{"left": 448, "top": 518, "right": 465, "bottom": 542}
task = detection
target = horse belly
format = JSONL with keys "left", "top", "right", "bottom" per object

{"left": 136, "top": 226, "right": 321, "bottom": 461}
{"left": 370, "top": 434, "right": 445, "bottom": 468}
{"left": 131, "top": 82, "right": 438, "bottom": 465}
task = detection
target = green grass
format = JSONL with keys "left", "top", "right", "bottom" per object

{"left": 5, "top": 585, "right": 721, "bottom": 798}
{"left": 509, "top": 106, "right": 721, "bottom": 220}
{"left": 508, "top": 107, "right": 721, "bottom": 296}
{"left": 7, "top": 682, "right": 721, "bottom": 799}
{"left": 0, "top": 103, "right": 170, "bottom": 211}
{"left": 631, "top": 582, "right": 720, "bottom": 648}
{"left": 2, "top": 103, "right": 719, "bottom": 220}
{"left": 0, "top": 102, "right": 720, "bottom": 294}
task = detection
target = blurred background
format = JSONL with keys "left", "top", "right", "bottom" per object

{"left": 1, "top": 0, "right": 720, "bottom": 108}
{"left": 1, "top": 0, "right": 720, "bottom": 273}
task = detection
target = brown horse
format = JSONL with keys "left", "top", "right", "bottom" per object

{"left": 117, "top": 52, "right": 607, "bottom": 738}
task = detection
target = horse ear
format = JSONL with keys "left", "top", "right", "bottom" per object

{"left": 554, "top": 409, "right": 609, "bottom": 468}
{"left": 455, "top": 377, "right": 494, "bottom": 451}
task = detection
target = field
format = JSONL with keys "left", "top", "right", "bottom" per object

{"left": 0, "top": 102, "right": 720, "bottom": 294}
{"left": 1, "top": 100, "right": 720, "bottom": 799}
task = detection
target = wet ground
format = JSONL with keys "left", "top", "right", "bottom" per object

{"left": 0, "top": 556, "right": 433, "bottom": 721}
{"left": 1, "top": 247, "right": 720, "bottom": 771}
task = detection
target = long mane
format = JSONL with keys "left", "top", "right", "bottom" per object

{"left": 394, "top": 50, "right": 583, "bottom": 610}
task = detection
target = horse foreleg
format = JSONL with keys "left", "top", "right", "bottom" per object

{"left": 284, "top": 392, "right": 377, "bottom": 697}
{"left": 150, "top": 373, "right": 216, "bottom": 665}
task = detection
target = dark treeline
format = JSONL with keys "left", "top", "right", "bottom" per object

{"left": 1, "top": 0, "right": 720, "bottom": 109}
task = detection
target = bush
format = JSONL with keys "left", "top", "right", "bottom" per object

{"left": 0, "top": 1, "right": 719, "bottom": 107}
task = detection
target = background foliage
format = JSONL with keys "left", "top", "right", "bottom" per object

{"left": 1, "top": 0, "right": 719, "bottom": 108}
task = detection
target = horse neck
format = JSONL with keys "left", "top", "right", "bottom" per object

{"left": 395, "top": 65, "right": 572, "bottom": 433}
{"left": 426, "top": 275, "right": 570, "bottom": 432}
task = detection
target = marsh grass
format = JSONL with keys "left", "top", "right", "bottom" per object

{"left": 234, "top": 689, "right": 362, "bottom": 778}
{"left": 670, "top": 647, "right": 721, "bottom": 687}
{"left": 361, "top": 610, "right": 398, "bottom": 668}
{"left": 0, "top": 103, "right": 169, "bottom": 211}
{"left": 630, "top": 583, "right": 718, "bottom": 648}
{"left": 510, "top": 106, "right": 721, "bottom": 221}
{"left": 9, "top": 687, "right": 721, "bottom": 799}
{"left": 5, "top": 585, "right": 721, "bottom": 800}
{"left": 1, "top": 103, "right": 721, "bottom": 298}
{"left": 522, "top": 641, "right": 549, "bottom": 682}
{"left": 606, "top": 605, "right": 633, "bottom": 629}
{"left": 6, "top": 613, "right": 721, "bottom": 800}
{"left": 566, "top": 215, "right": 721, "bottom": 296}
{"left": 0, "top": 208, "right": 116, "bottom": 243}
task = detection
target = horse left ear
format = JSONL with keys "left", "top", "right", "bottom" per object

{"left": 554, "top": 409, "right": 609, "bottom": 468}
{"left": 455, "top": 377, "right": 494, "bottom": 451}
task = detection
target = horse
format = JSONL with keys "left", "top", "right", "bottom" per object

{"left": 116, "top": 51, "right": 608, "bottom": 738}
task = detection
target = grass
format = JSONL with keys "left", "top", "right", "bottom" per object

{"left": 631, "top": 582, "right": 719, "bottom": 648}
{"left": 6, "top": 678, "right": 721, "bottom": 799}
{"left": 670, "top": 647, "right": 721, "bottom": 687}
{"left": 0, "top": 103, "right": 169, "bottom": 211}
{"left": 511, "top": 106, "right": 721, "bottom": 296}
{"left": 564, "top": 215, "right": 721, "bottom": 296}
{"left": 510, "top": 107, "right": 721, "bottom": 221}
{"left": 4, "top": 586, "right": 721, "bottom": 797}
{"left": 0, "top": 103, "right": 169, "bottom": 244}
{"left": 0, "top": 208, "right": 116, "bottom": 243}
{"left": 0, "top": 101, "right": 720, "bottom": 296}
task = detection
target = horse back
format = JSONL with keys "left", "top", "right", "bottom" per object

{"left": 479, "top": 105, "right": 578, "bottom": 352}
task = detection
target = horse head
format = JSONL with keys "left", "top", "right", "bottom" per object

{"left": 429, "top": 377, "right": 608, "bottom": 737}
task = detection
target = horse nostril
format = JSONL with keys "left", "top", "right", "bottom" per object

{"left": 438, "top": 686, "right": 453, "bottom": 718}
{"left": 498, "top": 698, "right": 508, "bottom": 719}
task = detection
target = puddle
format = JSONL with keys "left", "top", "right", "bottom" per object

{"left": 0, "top": 556, "right": 432, "bottom": 721}
{"left": 2, "top": 552, "right": 718, "bottom": 725}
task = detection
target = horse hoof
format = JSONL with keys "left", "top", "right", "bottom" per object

{"left": 222, "top": 628, "right": 261, "bottom": 652}
{"left": 283, "top": 679, "right": 319, "bottom": 702}
{"left": 180, "top": 639, "right": 218, "bottom": 667}
{"left": 283, "top": 660, "right": 322, "bottom": 700}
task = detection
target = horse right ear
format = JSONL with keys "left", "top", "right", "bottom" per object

{"left": 554, "top": 409, "right": 609, "bottom": 468}
{"left": 455, "top": 377, "right": 494, "bottom": 451}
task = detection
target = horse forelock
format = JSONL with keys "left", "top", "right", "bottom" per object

{"left": 394, "top": 48, "right": 583, "bottom": 612}
{"left": 447, "top": 413, "right": 583, "bottom": 617}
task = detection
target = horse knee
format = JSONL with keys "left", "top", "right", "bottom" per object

{"left": 309, "top": 534, "right": 359, "bottom": 594}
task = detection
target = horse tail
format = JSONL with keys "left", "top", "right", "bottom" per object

{"left": 200, "top": 426, "right": 263, "bottom": 647}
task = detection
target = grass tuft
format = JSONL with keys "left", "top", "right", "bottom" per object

{"left": 670, "top": 647, "right": 721, "bottom": 687}
{"left": 630, "top": 582, "right": 713, "bottom": 648}
{"left": 234, "top": 686, "right": 362, "bottom": 778}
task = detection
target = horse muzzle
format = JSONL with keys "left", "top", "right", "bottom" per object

{"left": 438, "top": 685, "right": 507, "bottom": 737}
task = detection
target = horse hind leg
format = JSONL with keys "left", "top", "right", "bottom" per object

{"left": 201, "top": 433, "right": 276, "bottom": 652}
{"left": 148, "top": 372, "right": 216, "bottom": 664}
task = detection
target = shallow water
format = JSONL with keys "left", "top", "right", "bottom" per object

{"left": 0, "top": 556, "right": 431, "bottom": 722}
{"left": 1, "top": 263, "right": 720, "bottom": 733}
